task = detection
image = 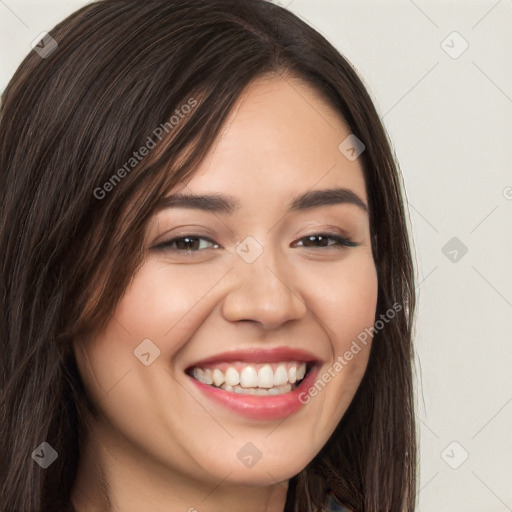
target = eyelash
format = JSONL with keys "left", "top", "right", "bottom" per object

{"left": 153, "top": 232, "right": 359, "bottom": 254}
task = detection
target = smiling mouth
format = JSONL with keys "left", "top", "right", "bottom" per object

{"left": 186, "top": 361, "right": 312, "bottom": 396}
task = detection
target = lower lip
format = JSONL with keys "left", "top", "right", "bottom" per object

{"left": 187, "top": 365, "right": 319, "bottom": 420}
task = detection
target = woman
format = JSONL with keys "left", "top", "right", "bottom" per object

{"left": 0, "top": 1, "right": 417, "bottom": 510}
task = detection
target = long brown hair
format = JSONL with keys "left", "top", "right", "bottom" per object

{"left": 0, "top": 1, "right": 417, "bottom": 510}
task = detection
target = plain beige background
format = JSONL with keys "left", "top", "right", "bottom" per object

{"left": 1, "top": 1, "right": 511, "bottom": 511}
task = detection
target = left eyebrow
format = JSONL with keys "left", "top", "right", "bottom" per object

{"left": 289, "top": 187, "right": 368, "bottom": 213}
{"left": 155, "top": 187, "right": 368, "bottom": 214}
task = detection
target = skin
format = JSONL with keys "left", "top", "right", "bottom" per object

{"left": 71, "top": 74, "right": 378, "bottom": 512}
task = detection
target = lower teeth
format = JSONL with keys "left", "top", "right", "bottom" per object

{"left": 217, "top": 383, "right": 293, "bottom": 395}
{"left": 206, "top": 379, "right": 307, "bottom": 395}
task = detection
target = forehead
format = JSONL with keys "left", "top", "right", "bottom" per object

{"left": 173, "top": 75, "right": 367, "bottom": 207}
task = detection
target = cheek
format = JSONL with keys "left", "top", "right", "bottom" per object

{"left": 335, "top": 265, "right": 378, "bottom": 348}
{"left": 306, "top": 252, "right": 379, "bottom": 351}
{"left": 297, "top": 254, "right": 378, "bottom": 435}
{"left": 72, "top": 260, "right": 227, "bottom": 425}
{"left": 113, "top": 259, "right": 224, "bottom": 342}
{"left": 330, "top": 257, "right": 378, "bottom": 381}
{"left": 73, "top": 255, "right": 226, "bottom": 381}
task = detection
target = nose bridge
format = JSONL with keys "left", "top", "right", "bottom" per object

{"left": 221, "top": 234, "right": 307, "bottom": 329}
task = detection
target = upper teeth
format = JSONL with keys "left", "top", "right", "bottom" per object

{"left": 191, "top": 362, "right": 307, "bottom": 389}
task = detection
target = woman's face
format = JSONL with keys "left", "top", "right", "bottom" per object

{"left": 73, "top": 75, "right": 378, "bottom": 507}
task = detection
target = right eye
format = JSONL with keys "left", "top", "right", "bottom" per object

{"left": 153, "top": 234, "right": 221, "bottom": 254}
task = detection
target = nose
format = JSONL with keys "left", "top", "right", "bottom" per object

{"left": 221, "top": 242, "right": 308, "bottom": 330}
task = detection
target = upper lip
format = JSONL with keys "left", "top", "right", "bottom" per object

{"left": 187, "top": 347, "right": 322, "bottom": 369}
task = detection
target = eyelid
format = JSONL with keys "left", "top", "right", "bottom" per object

{"left": 293, "top": 233, "right": 359, "bottom": 248}
{"left": 151, "top": 231, "right": 221, "bottom": 252}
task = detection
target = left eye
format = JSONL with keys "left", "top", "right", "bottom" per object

{"left": 294, "top": 233, "right": 358, "bottom": 248}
